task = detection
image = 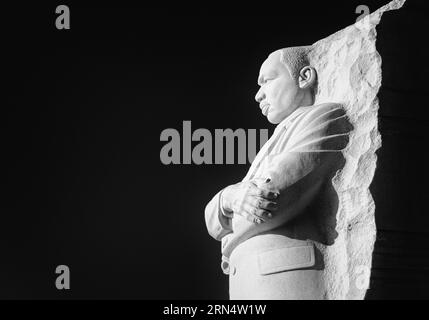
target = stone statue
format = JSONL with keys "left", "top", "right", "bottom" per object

{"left": 205, "top": 0, "right": 405, "bottom": 299}
{"left": 205, "top": 46, "right": 352, "bottom": 299}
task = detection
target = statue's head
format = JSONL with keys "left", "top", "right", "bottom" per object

{"left": 255, "top": 46, "right": 317, "bottom": 124}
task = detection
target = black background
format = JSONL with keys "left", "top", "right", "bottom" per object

{"left": 2, "top": 0, "right": 429, "bottom": 299}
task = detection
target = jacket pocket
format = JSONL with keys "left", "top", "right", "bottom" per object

{"left": 256, "top": 245, "right": 315, "bottom": 275}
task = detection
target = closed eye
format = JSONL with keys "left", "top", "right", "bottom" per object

{"left": 258, "top": 75, "right": 275, "bottom": 86}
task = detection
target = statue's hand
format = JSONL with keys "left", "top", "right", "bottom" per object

{"left": 221, "top": 178, "right": 278, "bottom": 224}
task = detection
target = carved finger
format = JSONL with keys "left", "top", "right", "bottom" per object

{"left": 252, "top": 187, "right": 279, "bottom": 200}
{"left": 240, "top": 203, "right": 266, "bottom": 223}
{"left": 249, "top": 196, "right": 276, "bottom": 213}
{"left": 247, "top": 203, "right": 270, "bottom": 220}
{"left": 257, "top": 198, "right": 278, "bottom": 212}
{"left": 254, "top": 208, "right": 272, "bottom": 219}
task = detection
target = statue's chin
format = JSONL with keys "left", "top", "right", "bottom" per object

{"left": 266, "top": 112, "right": 281, "bottom": 125}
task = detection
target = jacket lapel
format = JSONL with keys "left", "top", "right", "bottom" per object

{"left": 243, "top": 106, "right": 310, "bottom": 182}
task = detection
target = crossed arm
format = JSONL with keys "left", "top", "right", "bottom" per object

{"left": 205, "top": 104, "right": 352, "bottom": 241}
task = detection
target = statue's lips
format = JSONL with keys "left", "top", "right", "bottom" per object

{"left": 261, "top": 104, "right": 270, "bottom": 116}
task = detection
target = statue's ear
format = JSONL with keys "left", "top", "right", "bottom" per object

{"left": 298, "top": 66, "right": 317, "bottom": 89}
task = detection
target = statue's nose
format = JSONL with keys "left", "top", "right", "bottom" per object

{"left": 255, "top": 88, "right": 265, "bottom": 103}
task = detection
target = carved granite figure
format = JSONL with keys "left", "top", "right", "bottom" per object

{"left": 205, "top": 46, "right": 352, "bottom": 299}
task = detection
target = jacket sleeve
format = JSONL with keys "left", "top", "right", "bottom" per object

{"left": 204, "top": 189, "right": 234, "bottom": 241}
{"left": 263, "top": 103, "right": 353, "bottom": 224}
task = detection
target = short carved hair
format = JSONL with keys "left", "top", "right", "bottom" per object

{"left": 278, "top": 46, "right": 313, "bottom": 82}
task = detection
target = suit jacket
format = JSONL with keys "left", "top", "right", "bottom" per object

{"left": 205, "top": 103, "right": 352, "bottom": 297}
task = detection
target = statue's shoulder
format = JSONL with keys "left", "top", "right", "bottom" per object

{"left": 299, "top": 103, "right": 352, "bottom": 136}
{"left": 310, "top": 102, "right": 346, "bottom": 115}
{"left": 300, "top": 102, "right": 348, "bottom": 122}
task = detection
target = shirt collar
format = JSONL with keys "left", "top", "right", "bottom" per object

{"left": 276, "top": 106, "right": 311, "bottom": 131}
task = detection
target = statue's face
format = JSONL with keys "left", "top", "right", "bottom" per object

{"left": 255, "top": 51, "right": 301, "bottom": 124}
